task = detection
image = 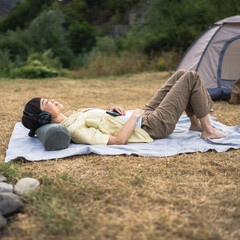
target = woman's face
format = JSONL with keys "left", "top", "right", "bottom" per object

{"left": 40, "top": 99, "right": 64, "bottom": 118}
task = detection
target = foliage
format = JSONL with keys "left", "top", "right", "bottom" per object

{"left": 0, "top": 30, "right": 30, "bottom": 61}
{"left": 156, "top": 48, "right": 183, "bottom": 71}
{"left": 0, "top": 49, "right": 14, "bottom": 77}
{"left": 27, "top": 8, "right": 73, "bottom": 67}
{"left": 0, "top": 0, "right": 239, "bottom": 78}
{"left": 68, "top": 21, "right": 97, "bottom": 55}
{"left": 91, "top": 36, "right": 117, "bottom": 55}
{"left": 133, "top": 0, "right": 240, "bottom": 53}
{"left": 27, "top": 50, "right": 62, "bottom": 69}
{"left": 10, "top": 64, "right": 59, "bottom": 79}
{"left": 0, "top": 0, "right": 54, "bottom": 32}
{"left": 10, "top": 50, "right": 67, "bottom": 78}
{"left": 71, "top": 36, "right": 117, "bottom": 68}
{"left": 55, "top": 0, "right": 89, "bottom": 25}
{"left": 70, "top": 50, "right": 159, "bottom": 78}
{"left": 55, "top": 0, "right": 140, "bottom": 28}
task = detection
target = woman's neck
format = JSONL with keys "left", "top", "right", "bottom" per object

{"left": 52, "top": 113, "right": 67, "bottom": 124}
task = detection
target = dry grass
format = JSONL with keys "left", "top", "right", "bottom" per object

{"left": 0, "top": 72, "right": 240, "bottom": 240}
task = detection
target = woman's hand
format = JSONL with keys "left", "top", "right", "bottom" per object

{"left": 110, "top": 106, "right": 126, "bottom": 116}
{"left": 107, "top": 108, "right": 147, "bottom": 145}
{"left": 132, "top": 109, "right": 147, "bottom": 119}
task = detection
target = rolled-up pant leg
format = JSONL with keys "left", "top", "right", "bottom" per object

{"left": 141, "top": 71, "right": 213, "bottom": 139}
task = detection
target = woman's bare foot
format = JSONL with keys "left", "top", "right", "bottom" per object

{"left": 201, "top": 128, "right": 229, "bottom": 139}
{"left": 189, "top": 125, "right": 221, "bottom": 132}
{"left": 189, "top": 116, "right": 202, "bottom": 132}
{"left": 189, "top": 123, "right": 202, "bottom": 132}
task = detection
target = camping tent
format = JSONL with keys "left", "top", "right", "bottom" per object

{"left": 176, "top": 15, "right": 240, "bottom": 100}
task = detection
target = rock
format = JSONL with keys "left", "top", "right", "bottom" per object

{"left": 14, "top": 178, "right": 40, "bottom": 196}
{"left": 0, "top": 175, "right": 7, "bottom": 182}
{"left": 0, "top": 193, "right": 23, "bottom": 216}
{"left": 0, "top": 213, "right": 7, "bottom": 229}
{"left": 0, "top": 182, "right": 13, "bottom": 193}
{"left": 0, "top": 0, "right": 25, "bottom": 21}
{"left": 112, "top": 25, "right": 130, "bottom": 38}
{"left": 128, "top": 3, "right": 148, "bottom": 26}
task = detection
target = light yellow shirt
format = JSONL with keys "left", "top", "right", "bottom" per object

{"left": 60, "top": 108, "right": 153, "bottom": 145}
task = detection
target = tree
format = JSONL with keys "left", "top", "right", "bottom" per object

{"left": 68, "top": 21, "right": 96, "bottom": 54}
{"left": 0, "top": 35, "right": 29, "bottom": 61}
{"left": 0, "top": 0, "right": 54, "bottom": 32}
{"left": 28, "top": 8, "right": 73, "bottom": 67}
{"left": 56, "top": 0, "right": 89, "bottom": 25}
{"left": 132, "top": 0, "right": 240, "bottom": 53}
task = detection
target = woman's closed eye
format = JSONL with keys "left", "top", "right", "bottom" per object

{"left": 42, "top": 99, "right": 49, "bottom": 106}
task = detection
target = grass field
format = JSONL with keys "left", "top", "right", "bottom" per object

{"left": 0, "top": 72, "right": 240, "bottom": 240}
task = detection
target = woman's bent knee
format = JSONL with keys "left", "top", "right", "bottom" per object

{"left": 176, "top": 69, "right": 188, "bottom": 76}
{"left": 176, "top": 69, "right": 188, "bottom": 72}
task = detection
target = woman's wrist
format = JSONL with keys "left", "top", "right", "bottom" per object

{"left": 130, "top": 114, "right": 139, "bottom": 121}
{"left": 132, "top": 109, "right": 146, "bottom": 119}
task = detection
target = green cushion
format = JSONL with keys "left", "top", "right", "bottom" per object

{"left": 36, "top": 124, "right": 71, "bottom": 151}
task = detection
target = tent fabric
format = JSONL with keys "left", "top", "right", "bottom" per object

{"left": 220, "top": 37, "right": 240, "bottom": 84}
{"left": 176, "top": 15, "right": 240, "bottom": 100}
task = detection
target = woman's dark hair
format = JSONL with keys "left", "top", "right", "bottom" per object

{"left": 22, "top": 98, "right": 42, "bottom": 137}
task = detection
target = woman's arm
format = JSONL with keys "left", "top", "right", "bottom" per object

{"left": 107, "top": 109, "right": 146, "bottom": 145}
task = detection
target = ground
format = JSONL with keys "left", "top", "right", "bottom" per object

{"left": 0, "top": 72, "right": 240, "bottom": 240}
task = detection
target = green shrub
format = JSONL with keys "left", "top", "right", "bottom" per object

{"left": 28, "top": 8, "right": 73, "bottom": 67}
{"left": 9, "top": 50, "right": 67, "bottom": 78}
{"left": 71, "top": 36, "right": 117, "bottom": 68}
{"left": 71, "top": 52, "right": 90, "bottom": 67}
{"left": 0, "top": 31, "right": 29, "bottom": 61}
{"left": 121, "top": 34, "right": 144, "bottom": 52}
{"left": 10, "top": 65, "right": 60, "bottom": 79}
{"left": 91, "top": 36, "right": 117, "bottom": 55}
{"left": 156, "top": 49, "right": 183, "bottom": 71}
{"left": 157, "top": 58, "right": 166, "bottom": 71}
{"left": 68, "top": 21, "right": 96, "bottom": 54}
{"left": 14, "top": 55, "right": 27, "bottom": 68}
{"left": 0, "top": 49, "right": 14, "bottom": 77}
{"left": 27, "top": 50, "right": 62, "bottom": 70}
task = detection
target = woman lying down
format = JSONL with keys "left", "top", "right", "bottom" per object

{"left": 22, "top": 70, "right": 228, "bottom": 145}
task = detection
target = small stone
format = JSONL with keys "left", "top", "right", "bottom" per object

{"left": 14, "top": 178, "right": 40, "bottom": 196}
{"left": 0, "top": 214, "right": 7, "bottom": 229}
{"left": 0, "top": 182, "right": 13, "bottom": 193}
{"left": 0, "top": 193, "right": 23, "bottom": 216}
{"left": 0, "top": 175, "right": 7, "bottom": 182}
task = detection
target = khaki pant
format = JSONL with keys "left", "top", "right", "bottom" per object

{"left": 141, "top": 70, "right": 213, "bottom": 139}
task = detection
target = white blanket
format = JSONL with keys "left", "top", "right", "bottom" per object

{"left": 5, "top": 115, "right": 240, "bottom": 162}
